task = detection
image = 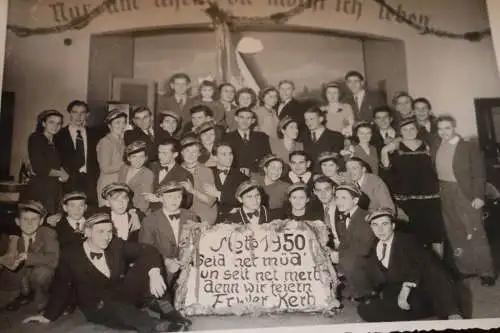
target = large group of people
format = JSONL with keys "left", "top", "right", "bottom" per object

{"left": 0, "top": 69, "right": 497, "bottom": 331}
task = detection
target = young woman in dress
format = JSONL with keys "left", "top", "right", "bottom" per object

{"left": 196, "top": 121, "right": 219, "bottom": 167}
{"left": 254, "top": 154, "right": 289, "bottom": 219}
{"left": 96, "top": 109, "right": 127, "bottom": 207}
{"left": 380, "top": 117, "right": 444, "bottom": 257}
{"left": 118, "top": 140, "right": 154, "bottom": 214}
{"left": 320, "top": 82, "right": 354, "bottom": 136}
{"left": 25, "top": 110, "right": 68, "bottom": 214}
{"left": 254, "top": 87, "right": 280, "bottom": 139}
{"left": 342, "top": 122, "right": 379, "bottom": 174}
{"left": 269, "top": 116, "right": 303, "bottom": 165}
{"left": 179, "top": 136, "right": 218, "bottom": 224}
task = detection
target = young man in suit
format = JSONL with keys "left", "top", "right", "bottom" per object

{"left": 54, "top": 100, "right": 99, "bottom": 208}
{"left": 391, "top": 91, "right": 415, "bottom": 126}
{"left": 277, "top": 80, "right": 306, "bottom": 137}
{"left": 55, "top": 191, "right": 88, "bottom": 249}
{"left": 147, "top": 138, "right": 194, "bottom": 211}
{"left": 221, "top": 180, "right": 270, "bottom": 225}
{"left": 224, "top": 107, "right": 272, "bottom": 175}
{"left": 283, "top": 150, "right": 314, "bottom": 188}
{"left": 370, "top": 106, "right": 399, "bottom": 154}
{"left": 345, "top": 157, "right": 395, "bottom": 213}
{"left": 329, "top": 183, "right": 374, "bottom": 301}
{"left": 139, "top": 182, "right": 200, "bottom": 294}
{"left": 203, "top": 142, "right": 249, "bottom": 222}
{"left": 24, "top": 212, "right": 190, "bottom": 332}
{"left": 344, "top": 70, "right": 386, "bottom": 122}
{"left": 98, "top": 183, "right": 143, "bottom": 243}
{"left": 413, "top": 97, "right": 439, "bottom": 146}
{"left": 431, "top": 115, "right": 496, "bottom": 286}
{"left": 182, "top": 104, "right": 225, "bottom": 139}
{"left": 3, "top": 201, "right": 59, "bottom": 312}
{"left": 124, "top": 106, "right": 157, "bottom": 165}
{"left": 302, "top": 106, "right": 344, "bottom": 162}
{"left": 156, "top": 73, "right": 196, "bottom": 124}
{"left": 358, "top": 208, "right": 463, "bottom": 322}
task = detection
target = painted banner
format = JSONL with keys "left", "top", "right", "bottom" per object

{"left": 175, "top": 220, "right": 340, "bottom": 316}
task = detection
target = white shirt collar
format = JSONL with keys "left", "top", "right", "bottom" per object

{"left": 22, "top": 233, "right": 36, "bottom": 250}
{"left": 237, "top": 129, "right": 250, "bottom": 139}
{"left": 111, "top": 211, "right": 129, "bottom": 241}
{"left": 163, "top": 209, "right": 181, "bottom": 243}
{"left": 377, "top": 233, "right": 395, "bottom": 268}
{"left": 357, "top": 174, "right": 366, "bottom": 187}
{"left": 83, "top": 241, "right": 110, "bottom": 277}
{"left": 67, "top": 216, "right": 85, "bottom": 231}
{"left": 448, "top": 136, "right": 460, "bottom": 145}
{"left": 380, "top": 127, "right": 396, "bottom": 138}
{"left": 288, "top": 171, "right": 312, "bottom": 184}
{"left": 311, "top": 127, "right": 325, "bottom": 139}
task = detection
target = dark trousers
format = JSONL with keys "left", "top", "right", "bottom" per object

{"left": 338, "top": 255, "right": 372, "bottom": 298}
{"left": 83, "top": 262, "right": 174, "bottom": 333}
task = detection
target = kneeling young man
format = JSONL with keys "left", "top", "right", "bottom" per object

{"left": 24, "top": 212, "right": 190, "bottom": 332}
{"left": 358, "top": 208, "right": 463, "bottom": 322}
{"left": 222, "top": 180, "right": 270, "bottom": 225}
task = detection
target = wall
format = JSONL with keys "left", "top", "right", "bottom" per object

{"left": 134, "top": 31, "right": 364, "bottom": 94}
{"left": 0, "top": 0, "right": 8, "bottom": 97}
{"left": 486, "top": 0, "right": 500, "bottom": 78}
{"left": 4, "top": 0, "right": 500, "bottom": 176}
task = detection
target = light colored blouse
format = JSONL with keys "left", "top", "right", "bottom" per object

{"left": 254, "top": 106, "right": 280, "bottom": 139}
{"left": 118, "top": 165, "right": 154, "bottom": 213}
{"left": 183, "top": 163, "right": 218, "bottom": 224}
{"left": 321, "top": 103, "right": 354, "bottom": 136}
{"left": 96, "top": 133, "right": 125, "bottom": 206}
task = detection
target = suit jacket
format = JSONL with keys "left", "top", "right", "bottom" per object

{"left": 54, "top": 126, "right": 99, "bottom": 183}
{"left": 150, "top": 162, "right": 194, "bottom": 210}
{"left": 211, "top": 167, "right": 249, "bottom": 219}
{"left": 156, "top": 95, "right": 197, "bottom": 124}
{"left": 96, "top": 207, "right": 145, "bottom": 243}
{"left": 417, "top": 117, "right": 439, "bottom": 146}
{"left": 370, "top": 126, "right": 400, "bottom": 154}
{"left": 55, "top": 216, "right": 86, "bottom": 249}
{"left": 43, "top": 238, "right": 163, "bottom": 321}
{"left": 124, "top": 126, "right": 158, "bottom": 163}
{"left": 224, "top": 130, "right": 272, "bottom": 172}
{"left": 359, "top": 173, "right": 395, "bottom": 212}
{"left": 346, "top": 90, "right": 386, "bottom": 122}
{"left": 139, "top": 208, "right": 200, "bottom": 259}
{"left": 366, "top": 232, "right": 460, "bottom": 318}
{"left": 16, "top": 226, "right": 59, "bottom": 269}
{"left": 220, "top": 206, "right": 270, "bottom": 225}
{"left": 430, "top": 138, "right": 486, "bottom": 201}
{"left": 118, "top": 165, "right": 154, "bottom": 213}
{"left": 302, "top": 128, "right": 345, "bottom": 163}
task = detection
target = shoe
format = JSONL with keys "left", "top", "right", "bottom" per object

{"left": 5, "top": 293, "right": 33, "bottom": 312}
{"left": 153, "top": 320, "right": 189, "bottom": 332}
{"left": 480, "top": 276, "right": 496, "bottom": 286}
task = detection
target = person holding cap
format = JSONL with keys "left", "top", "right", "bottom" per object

{"left": 358, "top": 208, "right": 463, "bottom": 322}
{"left": 221, "top": 180, "right": 270, "bottom": 225}
{"left": 3, "top": 201, "right": 59, "bottom": 312}
{"left": 23, "top": 212, "right": 190, "bottom": 332}
{"left": 196, "top": 120, "right": 225, "bottom": 167}
{"left": 96, "top": 109, "right": 128, "bottom": 207}
{"left": 24, "top": 109, "right": 67, "bottom": 214}
{"left": 158, "top": 110, "right": 182, "bottom": 141}
{"left": 118, "top": 140, "right": 154, "bottom": 214}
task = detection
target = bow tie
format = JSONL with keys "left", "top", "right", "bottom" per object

{"left": 218, "top": 169, "right": 229, "bottom": 175}
{"left": 90, "top": 252, "right": 103, "bottom": 260}
{"left": 161, "top": 165, "right": 170, "bottom": 172}
{"left": 247, "top": 211, "right": 260, "bottom": 219}
{"left": 336, "top": 211, "right": 350, "bottom": 221}
{"left": 169, "top": 213, "right": 180, "bottom": 220}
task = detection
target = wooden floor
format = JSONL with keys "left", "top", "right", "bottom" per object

{"left": 1, "top": 222, "right": 500, "bottom": 332}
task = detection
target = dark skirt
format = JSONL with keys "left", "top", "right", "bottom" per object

{"left": 396, "top": 197, "right": 444, "bottom": 244}
{"left": 22, "top": 176, "right": 62, "bottom": 215}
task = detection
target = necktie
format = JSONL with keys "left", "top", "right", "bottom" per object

{"left": 385, "top": 132, "right": 390, "bottom": 139}
{"left": 169, "top": 213, "right": 180, "bottom": 220}
{"left": 242, "top": 133, "right": 249, "bottom": 143}
{"left": 76, "top": 129, "right": 85, "bottom": 169}
{"left": 334, "top": 211, "right": 348, "bottom": 243}
{"left": 247, "top": 211, "right": 260, "bottom": 219}
{"left": 380, "top": 243, "right": 388, "bottom": 262}
{"left": 148, "top": 128, "right": 154, "bottom": 140}
{"left": 311, "top": 131, "right": 317, "bottom": 142}
{"left": 90, "top": 252, "right": 103, "bottom": 260}
{"left": 75, "top": 222, "right": 80, "bottom": 231}
{"left": 27, "top": 238, "right": 34, "bottom": 252}
{"left": 162, "top": 165, "right": 169, "bottom": 173}
{"left": 299, "top": 175, "right": 305, "bottom": 183}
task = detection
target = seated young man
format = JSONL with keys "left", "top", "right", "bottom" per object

{"left": 3, "top": 201, "right": 59, "bottom": 312}
{"left": 24, "top": 212, "right": 190, "bottom": 332}
{"left": 98, "top": 182, "right": 143, "bottom": 242}
{"left": 283, "top": 183, "right": 323, "bottom": 221}
{"left": 221, "top": 180, "right": 271, "bottom": 225}
{"left": 358, "top": 208, "right": 463, "bottom": 322}
{"left": 283, "top": 150, "right": 314, "bottom": 188}
{"left": 139, "top": 182, "right": 200, "bottom": 294}
{"left": 55, "top": 191, "right": 89, "bottom": 248}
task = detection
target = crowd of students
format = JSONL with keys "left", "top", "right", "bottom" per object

{"left": 0, "top": 69, "right": 496, "bottom": 331}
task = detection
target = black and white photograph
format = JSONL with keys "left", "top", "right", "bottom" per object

{"left": 0, "top": 0, "right": 499, "bottom": 332}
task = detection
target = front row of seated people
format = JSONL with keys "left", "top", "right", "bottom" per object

{"left": 0, "top": 177, "right": 464, "bottom": 329}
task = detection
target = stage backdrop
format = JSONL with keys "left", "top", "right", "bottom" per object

{"left": 4, "top": 0, "right": 500, "bottom": 176}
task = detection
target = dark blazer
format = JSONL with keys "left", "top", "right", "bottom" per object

{"left": 302, "top": 128, "right": 344, "bottom": 163}
{"left": 224, "top": 130, "right": 272, "bottom": 172}
{"left": 54, "top": 126, "right": 99, "bottom": 188}
{"left": 54, "top": 216, "right": 86, "bottom": 249}
{"left": 124, "top": 126, "right": 157, "bottom": 163}
{"left": 43, "top": 238, "right": 163, "bottom": 321}
{"left": 96, "top": 207, "right": 145, "bottom": 243}
{"left": 430, "top": 138, "right": 486, "bottom": 201}
{"left": 370, "top": 126, "right": 400, "bottom": 154}
{"left": 210, "top": 167, "right": 249, "bottom": 219}
{"left": 220, "top": 206, "right": 270, "bottom": 225}
{"left": 150, "top": 162, "right": 194, "bottom": 210}
{"left": 417, "top": 118, "right": 439, "bottom": 147}
{"left": 139, "top": 208, "right": 200, "bottom": 260}
{"left": 365, "top": 232, "right": 460, "bottom": 319}
{"left": 156, "top": 95, "right": 197, "bottom": 125}
{"left": 346, "top": 90, "right": 386, "bottom": 122}
{"left": 17, "top": 226, "right": 59, "bottom": 269}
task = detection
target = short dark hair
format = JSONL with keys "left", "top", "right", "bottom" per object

{"left": 258, "top": 86, "right": 279, "bottom": 105}
{"left": 289, "top": 150, "right": 310, "bottom": 163}
{"left": 278, "top": 80, "right": 295, "bottom": 89}
{"left": 218, "top": 83, "right": 236, "bottom": 94}
{"left": 212, "top": 142, "right": 232, "bottom": 156}
{"left": 169, "top": 72, "right": 191, "bottom": 84}
{"left": 373, "top": 105, "right": 393, "bottom": 118}
{"left": 131, "top": 106, "right": 151, "bottom": 118}
{"left": 436, "top": 115, "right": 457, "bottom": 127}
{"left": 66, "top": 100, "right": 88, "bottom": 113}
{"left": 235, "top": 87, "right": 258, "bottom": 109}
{"left": 413, "top": 97, "right": 432, "bottom": 110}
{"left": 392, "top": 91, "right": 413, "bottom": 106}
{"left": 344, "top": 70, "right": 364, "bottom": 81}
{"left": 190, "top": 104, "right": 214, "bottom": 118}
{"left": 158, "top": 137, "right": 180, "bottom": 153}
{"left": 321, "top": 82, "right": 344, "bottom": 103}
{"left": 345, "top": 157, "right": 368, "bottom": 170}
